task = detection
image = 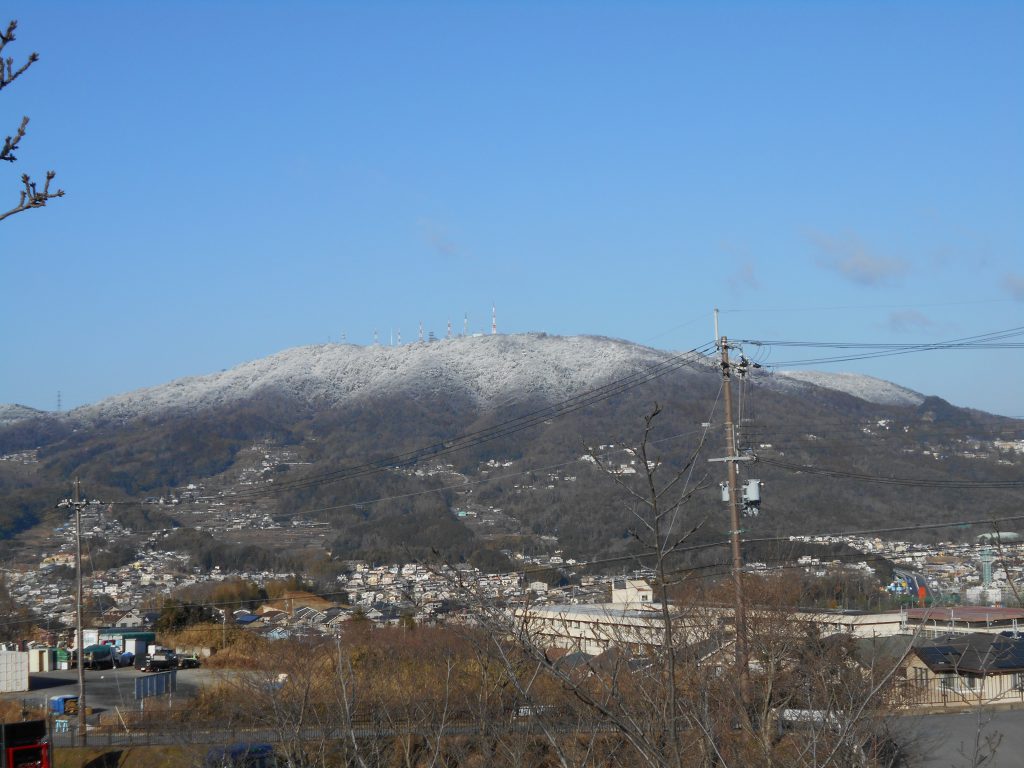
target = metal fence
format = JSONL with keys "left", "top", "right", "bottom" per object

{"left": 897, "top": 676, "right": 1024, "bottom": 709}
{"left": 51, "top": 724, "right": 314, "bottom": 749}
{"left": 47, "top": 713, "right": 615, "bottom": 749}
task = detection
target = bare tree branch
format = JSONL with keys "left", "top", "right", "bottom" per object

{"left": 0, "top": 20, "right": 39, "bottom": 91}
{"left": 1, "top": 115, "right": 28, "bottom": 162}
{"left": 1, "top": 19, "right": 62, "bottom": 224}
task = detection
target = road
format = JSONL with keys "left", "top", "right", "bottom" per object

{"left": 895, "top": 709, "right": 1024, "bottom": 768}
{"left": 893, "top": 567, "right": 943, "bottom": 603}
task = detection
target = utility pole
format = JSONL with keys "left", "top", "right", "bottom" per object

{"left": 59, "top": 479, "right": 89, "bottom": 745}
{"left": 717, "top": 337, "right": 750, "bottom": 700}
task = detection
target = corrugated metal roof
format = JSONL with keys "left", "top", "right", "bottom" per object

{"left": 907, "top": 607, "right": 1024, "bottom": 623}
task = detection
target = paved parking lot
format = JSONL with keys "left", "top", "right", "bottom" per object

{"left": 0, "top": 667, "right": 222, "bottom": 715}
{"left": 894, "top": 709, "right": 1024, "bottom": 767}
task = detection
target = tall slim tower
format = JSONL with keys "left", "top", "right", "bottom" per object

{"left": 447, "top": 318, "right": 452, "bottom": 340}
{"left": 373, "top": 329, "right": 379, "bottom": 345}
{"left": 418, "top": 321, "right": 424, "bottom": 343}
{"left": 492, "top": 304, "right": 497, "bottom": 335}
{"left": 397, "top": 329, "right": 401, "bottom": 345}
{"left": 463, "top": 313, "right": 468, "bottom": 337}
{"left": 981, "top": 547, "right": 996, "bottom": 587}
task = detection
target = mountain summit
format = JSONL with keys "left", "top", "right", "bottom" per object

{"left": 6, "top": 333, "right": 926, "bottom": 424}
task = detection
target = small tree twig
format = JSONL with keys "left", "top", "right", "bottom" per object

{"left": 0, "top": 21, "right": 39, "bottom": 90}
{"left": 0, "top": 171, "right": 64, "bottom": 222}
{"left": 2, "top": 19, "right": 62, "bottom": 225}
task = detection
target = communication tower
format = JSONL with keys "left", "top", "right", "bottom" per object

{"left": 492, "top": 304, "right": 497, "bottom": 335}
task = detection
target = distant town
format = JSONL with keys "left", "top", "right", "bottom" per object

{"left": 3, "top": 435, "right": 1022, "bottom": 641}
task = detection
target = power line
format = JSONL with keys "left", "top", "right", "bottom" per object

{"left": 186, "top": 343, "right": 720, "bottom": 503}
{"left": 93, "top": 425, "right": 714, "bottom": 532}
{"left": 7, "top": 507, "right": 1024, "bottom": 636}
{"left": 736, "top": 325, "right": 1024, "bottom": 368}
{"left": 718, "top": 299, "right": 1019, "bottom": 313}
{"left": 756, "top": 456, "right": 1024, "bottom": 489}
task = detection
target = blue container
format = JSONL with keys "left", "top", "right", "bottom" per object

{"left": 48, "top": 695, "right": 78, "bottom": 715}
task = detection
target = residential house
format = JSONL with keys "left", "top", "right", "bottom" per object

{"left": 905, "top": 632, "right": 1024, "bottom": 707}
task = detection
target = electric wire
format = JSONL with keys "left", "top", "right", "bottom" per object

{"left": 178, "top": 342, "right": 720, "bottom": 502}
{"left": 756, "top": 456, "right": 1024, "bottom": 489}
{"left": 735, "top": 325, "right": 1024, "bottom": 368}
{"left": 9, "top": 510, "right": 1024, "bottom": 634}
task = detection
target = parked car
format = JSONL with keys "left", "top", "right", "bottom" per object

{"left": 177, "top": 654, "right": 201, "bottom": 669}
{"left": 205, "top": 743, "right": 277, "bottom": 767}
{"left": 77, "top": 644, "right": 115, "bottom": 670}
{"left": 140, "top": 651, "right": 177, "bottom": 672}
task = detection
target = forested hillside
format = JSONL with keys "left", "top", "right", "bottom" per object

{"left": 1, "top": 335, "right": 1020, "bottom": 568}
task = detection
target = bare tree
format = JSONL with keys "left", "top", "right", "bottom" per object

{"left": 435, "top": 405, "right": 917, "bottom": 768}
{"left": 1, "top": 19, "right": 63, "bottom": 223}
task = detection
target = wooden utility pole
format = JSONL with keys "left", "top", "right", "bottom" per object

{"left": 72, "top": 478, "right": 87, "bottom": 745}
{"left": 719, "top": 337, "right": 750, "bottom": 699}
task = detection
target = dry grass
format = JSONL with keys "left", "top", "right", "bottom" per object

{"left": 0, "top": 699, "right": 44, "bottom": 723}
{"left": 53, "top": 745, "right": 205, "bottom": 768}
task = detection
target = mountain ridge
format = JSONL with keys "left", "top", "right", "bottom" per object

{"left": 1, "top": 333, "right": 1021, "bottom": 566}
{"left": 1, "top": 333, "right": 942, "bottom": 424}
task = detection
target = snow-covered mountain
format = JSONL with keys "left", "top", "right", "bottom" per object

{"left": 66, "top": 334, "right": 685, "bottom": 423}
{"left": 2, "top": 333, "right": 1018, "bottom": 558}
{"left": 773, "top": 370, "right": 926, "bottom": 407}
{"left": 2, "top": 333, "right": 931, "bottom": 425}
{"left": 0, "top": 404, "right": 44, "bottom": 426}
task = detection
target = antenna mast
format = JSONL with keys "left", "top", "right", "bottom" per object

{"left": 492, "top": 303, "right": 497, "bottom": 335}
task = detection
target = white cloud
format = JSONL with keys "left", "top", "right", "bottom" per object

{"left": 728, "top": 262, "right": 760, "bottom": 291}
{"left": 887, "top": 310, "right": 933, "bottom": 333}
{"left": 809, "top": 231, "right": 908, "bottom": 286}
{"left": 1003, "top": 272, "right": 1024, "bottom": 301}
{"left": 418, "top": 219, "right": 461, "bottom": 259}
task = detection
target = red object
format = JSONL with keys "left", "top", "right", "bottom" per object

{"left": 917, "top": 585, "right": 927, "bottom": 606}
{"left": 5, "top": 742, "right": 49, "bottom": 768}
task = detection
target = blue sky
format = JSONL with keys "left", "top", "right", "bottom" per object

{"left": 2, "top": 1, "right": 1022, "bottom": 416}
